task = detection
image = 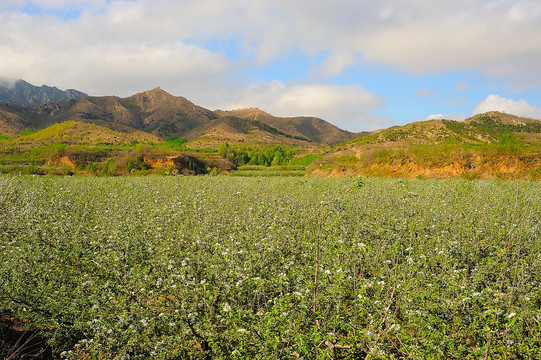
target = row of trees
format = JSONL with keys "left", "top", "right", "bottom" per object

{"left": 218, "top": 143, "right": 298, "bottom": 166}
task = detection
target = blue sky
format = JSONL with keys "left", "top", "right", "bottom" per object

{"left": 2, "top": 0, "right": 541, "bottom": 131}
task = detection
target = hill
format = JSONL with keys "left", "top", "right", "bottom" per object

{"left": 0, "top": 88, "right": 355, "bottom": 147}
{"left": 347, "top": 111, "right": 541, "bottom": 146}
{"left": 14, "top": 121, "right": 159, "bottom": 146}
{"left": 5, "top": 87, "right": 219, "bottom": 139}
{"left": 215, "top": 108, "right": 364, "bottom": 145}
{"left": 0, "top": 107, "right": 26, "bottom": 137}
{"left": 309, "top": 112, "right": 541, "bottom": 179}
{"left": 0, "top": 79, "right": 86, "bottom": 107}
{"left": 185, "top": 115, "right": 318, "bottom": 148}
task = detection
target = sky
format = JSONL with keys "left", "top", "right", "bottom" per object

{"left": 2, "top": 0, "right": 541, "bottom": 131}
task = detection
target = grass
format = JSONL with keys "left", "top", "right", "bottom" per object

{"left": 20, "top": 128, "right": 37, "bottom": 136}
{"left": 231, "top": 169, "right": 305, "bottom": 177}
{"left": 0, "top": 165, "right": 72, "bottom": 175}
{"left": 289, "top": 154, "right": 321, "bottom": 166}
{"left": 233, "top": 164, "right": 307, "bottom": 176}
{"left": 237, "top": 164, "right": 306, "bottom": 171}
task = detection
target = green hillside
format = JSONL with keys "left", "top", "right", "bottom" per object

{"left": 312, "top": 112, "right": 541, "bottom": 180}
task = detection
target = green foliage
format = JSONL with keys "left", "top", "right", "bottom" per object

{"left": 442, "top": 119, "right": 469, "bottom": 137}
{"left": 472, "top": 115, "right": 541, "bottom": 134}
{"left": 0, "top": 165, "right": 71, "bottom": 175}
{"left": 125, "top": 157, "right": 151, "bottom": 173}
{"left": 86, "top": 163, "right": 97, "bottom": 174}
{"left": 164, "top": 137, "right": 187, "bottom": 145}
{"left": 0, "top": 164, "right": 39, "bottom": 174}
{"left": 335, "top": 154, "right": 358, "bottom": 164}
{"left": 134, "top": 143, "right": 146, "bottom": 154}
{"left": 97, "top": 158, "right": 117, "bottom": 176}
{"left": 444, "top": 115, "right": 541, "bottom": 142}
{"left": 352, "top": 176, "right": 365, "bottom": 188}
{"left": 232, "top": 164, "right": 306, "bottom": 177}
{"left": 1, "top": 177, "right": 540, "bottom": 358}
{"left": 219, "top": 143, "right": 300, "bottom": 166}
{"left": 289, "top": 154, "right": 320, "bottom": 166}
{"left": 217, "top": 142, "right": 229, "bottom": 157}
{"left": 351, "top": 132, "right": 379, "bottom": 145}
{"left": 0, "top": 148, "right": 48, "bottom": 166}
{"left": 159, "top": 137, "right": 188, "bottom": 151}
{"left": 384, "top": 128, "right": 409, "bottom": 141}
{"left": 52, "top": 143, "right": 67, "bottom": 157}
{"left": 237, "top": 164, "right": 306, "bottom": 171}
{"left": 21, "top": 128, "right": 37, "bottom": 136}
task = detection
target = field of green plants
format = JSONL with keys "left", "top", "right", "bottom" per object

{"left": 1, "top": 176, "right": 540, "bottom": 359}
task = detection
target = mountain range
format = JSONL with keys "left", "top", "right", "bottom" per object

{"left": 0, "top": 82, "right": 360, "bottom": 146}
{"left": 0, "top": 79, "right": 87, "bottom": 107}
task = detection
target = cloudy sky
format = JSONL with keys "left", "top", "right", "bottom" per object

{"left": 2, "top": 0, "right": 541, "bottom": 131}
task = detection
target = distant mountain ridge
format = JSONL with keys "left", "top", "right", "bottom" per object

{"left": 0, "top": 79, "right": 87, "bottom": 107}
{"left": 214, "top": 108, "right": 364, "bottom": 145}
{"left": 0, "top": 85, "right": 359, "bottom": 146}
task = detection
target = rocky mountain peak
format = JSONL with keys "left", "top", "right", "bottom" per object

{"left": 0, "top": 79, "right": 87, "bottom": 107}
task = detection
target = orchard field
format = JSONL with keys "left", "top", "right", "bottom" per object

{"left": 1, "top": 175, "right": 540, "bottom": 359}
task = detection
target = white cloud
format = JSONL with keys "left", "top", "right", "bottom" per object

{"left": 310, "top": 52, "right": 358, "bottom": 78}
{"left": 352, "top": 2, "right": 541, "bottom": 81}
{"left": 162, "top": 0, "right": 541, "bottom": 87}
{"left": 220, "top": 82, "right": 387, "bottom": 131}
{"left": 0, "top": 0, "right": 98, "bottom": 7}
{"left": 0, "top": 76, "right": 18, "bottom": 88}
{"left": 0, "top": 6, "right": 231, "bottom": 97}
{"left": 473, "top": 95, "right": 541, "bottom": 119}
{"left": 2, "top": 1, "right": 541, "bottom": 86}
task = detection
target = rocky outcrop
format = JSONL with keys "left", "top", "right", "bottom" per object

{"left": 144, "top": 154, "right": 236, "bottom": 175}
